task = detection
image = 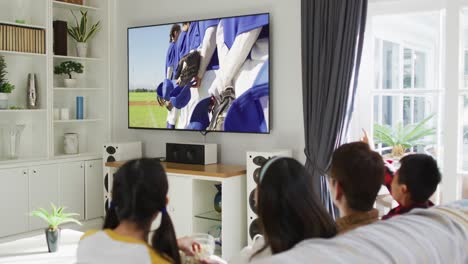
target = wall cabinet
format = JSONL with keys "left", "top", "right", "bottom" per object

{"left": 0, "top": 168, "right": 29, "bottom": 237}
{"left": 85, "top": 160, "right": 104, "bottom": 220}
{"left": 59, "top": 161, "right": 85, "bottom": 221}
{"left": 0, "top": 158, "right": 103, "bottom": 237}
{"left": 29, "top": 164, "right": 60, "bottom": 230}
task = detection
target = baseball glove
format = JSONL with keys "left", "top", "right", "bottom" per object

{"left": 175, "top": 51, "right": 201, "bottom": 87}
{"left": 208, "top": 87, "right": 236, "bottom": 131}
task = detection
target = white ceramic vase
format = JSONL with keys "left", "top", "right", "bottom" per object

{"left": 64, "top": 79, "right": 77, "bottom": 88}
{"left": 76, "top": 42, "right": 88, "bottom": 57}
{"left": 0, "top": 93, "right": 9, "bottom": 109}
{"left": 64, "top": 133, "right": 79, "bottom": 154}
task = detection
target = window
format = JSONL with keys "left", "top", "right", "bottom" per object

{"left": 372, "top": 36, "right": 440, "bottom": 157}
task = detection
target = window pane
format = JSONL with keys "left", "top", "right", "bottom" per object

{"left": 382, "top": 96, "right": 394, "bottom": 126}
{"left": 414, "top": 97, "right": 426, "bottom": 123}
{"left": 403, "top": 49, "right": 413, "bottom": 89}
{"left": 375, "top": 40, "right": 382, "bottom": 89}
{"left": 414, "top": 51, "right": 426, "bottom": 88}
{"left": 403, "top": 96, "right": 411, "bottom": 126}
{"left": 461, "top": 95, "right": 468, "bottom": 171}
{"left": 382, "top": 41, "right": 400, "bottom": 90}
{"left": 373, "top": 95, "right": 380, "bottom": 124}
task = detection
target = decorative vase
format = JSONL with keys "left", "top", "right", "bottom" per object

{"left": 45, "top": 228, "right": 60, "bottom": 253}
{"left": 0, "top": 93, "right": 8, "bottom": 109}
{"left": 27, "top": 73, "right": 38, "bottom": 109}
{"left": 76, "top": 42, "right": 88, "bottom": 57}
{"left": 64, "top": 133, "right": 79, "bottom": 154}
{"left": 214, "top": 184, "right": 222, "bottom": 213}
{"left": 64, "top": 79, "right": 77, "bottom": 88}
{"left": 1, "top": 124, "right": 26, "bottom": 159}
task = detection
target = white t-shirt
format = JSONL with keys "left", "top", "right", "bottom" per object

{"left": 76, "top": 229, "right": 170, "bottom": 264}
{"left": 229, "top": 235, "right": 272, "bottom": 263}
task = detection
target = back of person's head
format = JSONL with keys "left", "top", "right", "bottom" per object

{"left": 169, "top": 24, "right": 181, "bottom": 42}
{"left": 397, "top": 154, "right": 441, "bottom": 203}
{"left": 103, "top": 158, "right": 180, "bottom": 264}
{"left": 256, "top": 157, "right": 337, "bottom": 256}
{"left": 330, "top": 142, "right": 385, "bottom": 212}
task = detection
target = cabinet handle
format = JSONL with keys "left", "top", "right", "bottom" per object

{"left": 90, "top": 164, "right": 93, "bottom": 168}
{"left": 33, "top": 170, "right": 37, "bottom": 174}
{"left": 23, "top": 171, "right": 27, "bottom": 175}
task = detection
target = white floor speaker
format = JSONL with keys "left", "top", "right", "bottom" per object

{"left": 103, "top": 142, "right": 142, "bottom": 214}
{"left": 246, "top": 150, "right": 292, "bottom": 245}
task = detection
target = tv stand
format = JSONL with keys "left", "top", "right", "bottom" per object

{"left": 105, "top": 161, "right": 247, "bottom": 260}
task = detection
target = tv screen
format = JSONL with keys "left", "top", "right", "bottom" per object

{"left": 128, "top": 13, "right": 270, "bottom": 133}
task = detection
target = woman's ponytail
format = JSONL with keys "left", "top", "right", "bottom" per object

{"left": 151, "top": 209, "right": 181, "bottom": 264}
{"left": 103, "top": 203, "right": 120, "bottom": 229}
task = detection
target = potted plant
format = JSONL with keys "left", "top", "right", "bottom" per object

{"left": 68, "top": 10, "right": 101, "bottom": 57}
{"left": 31, "top": 203, "right": 81, "bottom": 253}
{"left": 54, "top": 61, "right": 84, "bottom": 88}
{"left": 0, "top": 55, "right": 15, "bottom": 109}
{"left": 373, "top": 114, "right": 436, "bottom": 158}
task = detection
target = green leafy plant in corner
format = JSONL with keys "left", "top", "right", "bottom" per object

{"left": 31, "top": 203, "right": 82, "bottom": 231}
{"left": 373, "top": 114, "right": 436, "bottom": 157}
{"left": 68, "top": 10, "right": 101, "bottom": 43}
{"left": 54, "top": 61, "right": 84, "bottom": 79}
{"left": 0, "top": 55, "right": 15, "bottom": 93}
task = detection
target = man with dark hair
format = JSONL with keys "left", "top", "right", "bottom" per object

{"left": 328, "top": 142, "right": 385, "bottom": 233}
{"left": 382, "top": 154, "right": 441, "bottom": 220}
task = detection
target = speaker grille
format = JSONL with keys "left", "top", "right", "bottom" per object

{"left": 249, "top": 189, "right": 257, "bottom": 214}
{"left": 107, "top": 156, "right": 116, "bottom": 163}
{"left": 106, "top": 146, "right": 116, "bottom": 155}
{"left": 249, "top": 218, "right": 261, "bottom": 239}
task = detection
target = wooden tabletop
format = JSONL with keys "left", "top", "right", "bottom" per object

{"left": 105, "top": 160, "right": 246, "bottom": 178}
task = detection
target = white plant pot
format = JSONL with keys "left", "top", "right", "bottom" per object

{"left": 0, "top": 93, "right": 9, "bottom": 109}
{"left": 76, "top": 42, "right": 88, "bottom": 57}
{"left": 64, "top": 79, "right": 77, "bottom": 88}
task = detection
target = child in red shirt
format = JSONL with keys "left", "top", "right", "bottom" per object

{"left": 382, "top": 154, "right": 441, "bottom": 219}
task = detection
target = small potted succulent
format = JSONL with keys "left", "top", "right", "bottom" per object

{"left": 31, "top": 203, "right": 81, "bottom": 253}
{"left": 68, "top": 10, "right": 101, "bottom": 57}
{"left": 0, "top": 55, "right": 15, "bottom": 109}
{"left": 54, "top": 61, "right": 84, "bottom": 88}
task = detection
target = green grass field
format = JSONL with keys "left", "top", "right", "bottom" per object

{"left": 129, "top": 92, "right": 168, "bottom": 128}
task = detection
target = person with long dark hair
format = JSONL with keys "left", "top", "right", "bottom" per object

{"left": 204, "top": 157, "right": 337, "bottom": 264}
{"left": 77, "top": 159, "right": 198, "bottom": 264}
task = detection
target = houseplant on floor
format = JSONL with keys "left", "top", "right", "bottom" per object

{"left": 31, "top": 203, "right": 81, "bottom": 253}
{"left": 54, "top": 61, "right": 84, "bottom": 88}
{"left": 68, "top": 10, "right": 101, "bottom": 57}
{"left": 0, "top": 55, "right": 15, "bottom": 109}
{"left": 373, "top": 114, "right": 437, "bottom": 158}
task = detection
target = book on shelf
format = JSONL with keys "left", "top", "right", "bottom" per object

{"left": 0, "top": 24, "right": 45, "bottom": 54}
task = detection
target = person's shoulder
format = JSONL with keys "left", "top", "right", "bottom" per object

{"left": 145, "top": 246, "right": 172, "bottom": 264}
{"left": 80, "top": 229, "right": 100, "bottom": 241}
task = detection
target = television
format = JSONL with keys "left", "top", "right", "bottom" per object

{"left": 128, "top": 13, "right": 270, "bottom": 133}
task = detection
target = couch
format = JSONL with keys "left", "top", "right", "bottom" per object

{"left": 253, "top": 200, "right": 468, "bottom": 264}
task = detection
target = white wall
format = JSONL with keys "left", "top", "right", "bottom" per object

{"left": 111, "top": 0, "right": 304, "bottom": 165}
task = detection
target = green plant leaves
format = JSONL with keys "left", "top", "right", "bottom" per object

{"left": 0, "top": 55, "right": 15, "bottom": 93}
{"left": 67, "top": 11, "right": 100, "bottom": 43}
{"left": 31, "top": 203, "right": 82, "bottom": 230}
{"left": 373, "top": 114, "right": 436, "bottom": 152}
{"left": 54, "top": 61, "right": 84, "bottom": 79}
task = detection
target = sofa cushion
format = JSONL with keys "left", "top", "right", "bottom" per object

{"left": 253, "top": 201, "right": 468, "bottom": 264}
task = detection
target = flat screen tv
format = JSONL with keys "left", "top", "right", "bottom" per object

{"left": 128, "top": 13, "right": 270, "bottom": 133}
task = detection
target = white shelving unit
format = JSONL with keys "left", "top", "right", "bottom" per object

{"left": 0, "top": 0, "right": 110, "bottom": 163}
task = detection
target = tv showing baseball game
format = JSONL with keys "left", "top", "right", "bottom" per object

{"left": 128, "top": 13, "right": 270, "bottom": 133}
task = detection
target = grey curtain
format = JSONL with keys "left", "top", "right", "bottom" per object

{"left": 301, "top": 0, "right": 368, "bottom": 217}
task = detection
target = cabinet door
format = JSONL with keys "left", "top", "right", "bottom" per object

{"left": 59, "top": 161, "right": 85, "bottom": 221}
{"left": 29, "top": 164, "right": 59, "bottom": 230}
{"left": 85, "top": 159, "right": 104, "bottom": 220}
{"left": 0, "top": 168, "right": 29, "bottom": 237}
{"left": 158, "top": 175, "right": 193, "bottom": 237}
